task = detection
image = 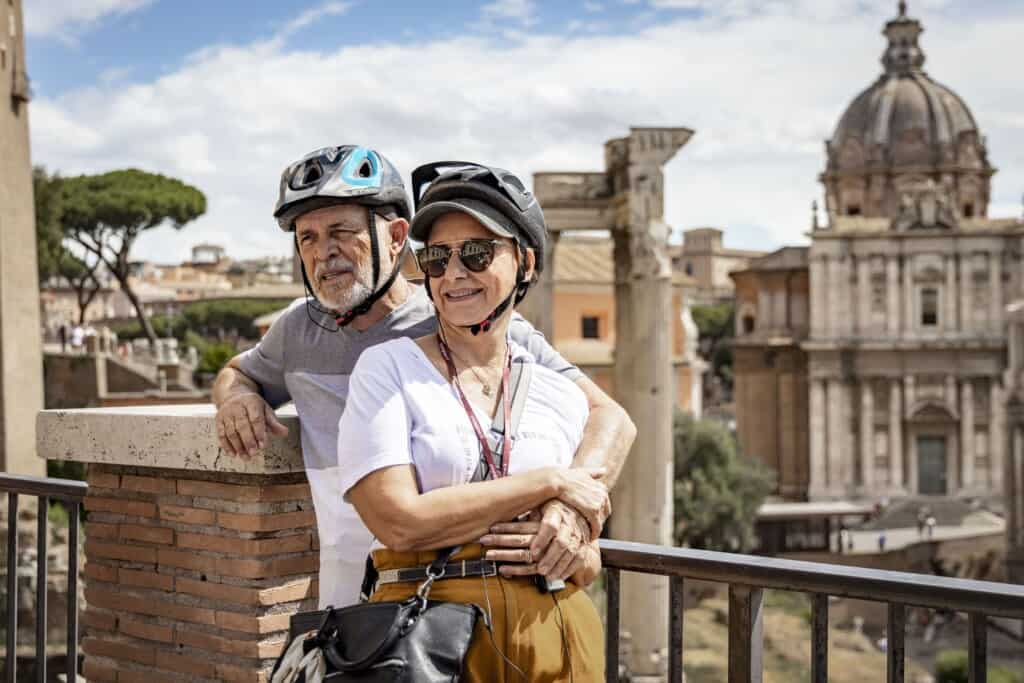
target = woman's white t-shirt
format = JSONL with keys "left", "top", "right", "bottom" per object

{"left": 337, "top": 337, "right": 588, "bottom": 505}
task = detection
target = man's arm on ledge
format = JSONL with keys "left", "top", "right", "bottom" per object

{"left": 212, "top": 356, "right": 288, "bottom": 458}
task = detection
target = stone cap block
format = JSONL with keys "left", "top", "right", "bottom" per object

{"left": 37, "top": 403, "right": 304, "bottom": 474}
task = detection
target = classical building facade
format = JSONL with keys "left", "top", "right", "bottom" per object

{"left": 732, "top": 248, "right": 810, "bottom": 498}
{"left": 551, "top": 235, "right": 704, "bottom": 416}
{"left": 733, "top": 3, "right": 1023, "bottom": 502}
{"left": 1006, "top": 304, "right": 1024, "bottom": 582}
{"left": 806, "top": 3, "right": 1022, "bottom": 501}
{"left": 672, "top": 227, "right": 765, "bottom": 304}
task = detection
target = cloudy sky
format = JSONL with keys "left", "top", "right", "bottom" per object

{"left": 24, "top": 0, "right": 1024, "bottom": 264}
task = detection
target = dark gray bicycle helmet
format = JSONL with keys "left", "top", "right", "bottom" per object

{"left": 409, "top": 161, "right": 549, "bottom": 334}
{"left": 274, "top": 145, "right": 411, "bottom": 328}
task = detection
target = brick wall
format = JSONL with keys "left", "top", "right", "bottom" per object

{"left": 80, "top": 464, "right": 319, "bottom": 682}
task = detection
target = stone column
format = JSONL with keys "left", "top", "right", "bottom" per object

{"left": 811, "top": 257, "right": 825, "bottom": 338}
{"left": 960, "top": 254, "right": 972, "bottom": 335}
{"left": 887, "top": 256, "right": 901, "bottom": 336}
{"left": 516, "top": 231, "right": 558, "bottom": 338}
{"left": 1008, "top": 420, "right": 1024, "bottom": 583}
{"left": 990, "top": 380, "right": 1005, "bottom": 495}
{"left": 860, "top": 381, "right": 874, "bottom": 490}
{"left": 828, "top": 258, "right": 843, "bottom": 338}
{"left": 990, "top": 252, "right": 1003, "bottom": 334}
{"left": 961, "top": 379, "right": 975, "bottom": 491}
{"left": 840, "top": 255, "right": 854, "bottom": 336}
{"left": 945, "top": 255, "right": 958, "bottom": 334}
{"left": 809, "top": 379, "right": 828, "bottom": 499}
{"left": 904, "top": 375, "right": 917, "bottom": 492}
{"left": 608, "top": 127, "right": 693, "bottom": 678}
{"left": 903, "top": 254, "right": 915, "bottom": 335}
{"left": 889, "top": 379, "right": 904, "bottom": 490}
{"left": 827, "top": 379, "right": 847, "bottom": 495}
{"left": 857, "top": 256, "right": 871, "bottom": 337}
{"left": 0, "top": 0, "right": 45, "bottom": 475}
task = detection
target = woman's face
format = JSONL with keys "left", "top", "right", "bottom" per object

{"left": 426, "top": 211, "right": 522, "bottom": 328}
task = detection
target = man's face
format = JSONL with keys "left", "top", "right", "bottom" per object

{"left": 295, "top": 204, "right": 383, "bottom": 312}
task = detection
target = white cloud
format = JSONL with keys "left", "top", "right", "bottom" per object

{"left": 24, "top": 0, "right": 154, "bottom": 39}
{"left": 29, "top": 2, "right": 1024, "bottom": 263}
{"left": 480, "top": 0, "right": 538, "bottom": 27}
{"left": 275, "top": 1, "right": 353, "bottom": 43}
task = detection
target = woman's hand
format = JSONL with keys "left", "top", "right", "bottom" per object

{"left": 554, "top": 467, "right": 610, "bottom": 540}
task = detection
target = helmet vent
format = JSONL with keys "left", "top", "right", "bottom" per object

{"left": 357, "top": 160, "right": 373, "bottom": 178}
{"left": 302, "top": 164, "right": 323, "bottom": 185}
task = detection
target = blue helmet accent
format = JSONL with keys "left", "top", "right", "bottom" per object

{"left": 339, "top": 147, "right": 382, "bottom": 188}
{"left": 274, "top": 145, "right": 411, "bottom": 231}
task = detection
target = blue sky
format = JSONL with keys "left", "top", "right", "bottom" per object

{"left": 24, "top": 0, "right": 1024, "bottom": 263}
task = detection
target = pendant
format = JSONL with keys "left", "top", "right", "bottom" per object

{"left": 482, "top": 384, "right": 492, "bottom": 397}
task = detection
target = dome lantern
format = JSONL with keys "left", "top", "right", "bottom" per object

{"left": 820, "top": 1, "right": 995, "bottom": 224}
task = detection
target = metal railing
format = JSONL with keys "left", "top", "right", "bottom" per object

{"left": 600, "top": 539, "right": 1024, "bottom": 683}
{"left": 1, "top": 473, "right": 88, "bottom": 683}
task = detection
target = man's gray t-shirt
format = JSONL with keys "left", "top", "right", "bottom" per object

{"left": 237, "top": 285, "right": 582, "bottom": 608}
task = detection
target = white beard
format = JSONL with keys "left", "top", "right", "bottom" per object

{"left": 312, "top": 258, "right": 376, "bottom": 312}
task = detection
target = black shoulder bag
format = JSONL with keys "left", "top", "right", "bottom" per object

{"left": 272, "top": 358, "right": 534, "bottom": 683}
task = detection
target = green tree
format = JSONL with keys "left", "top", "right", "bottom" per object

{"left": 34, "top": 166, "right": 65, "bottom": 283}
{"left": 35, "top": 166, "right": 105, "bottom": 323}
{"left": 672, "top": 410, "right": 774, "bottom": 552}
{"left": 58, "top": 251, "right": 103, "bottom": 324}
{"left": 60, "top": 169, "right": 206, "bottom": 345}
{"left": 691, "top": 302, "right": 735, "bottom": 390}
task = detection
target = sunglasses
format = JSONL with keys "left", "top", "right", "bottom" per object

{"left": 415, "top": 239, "right": 506, "bottom": 278}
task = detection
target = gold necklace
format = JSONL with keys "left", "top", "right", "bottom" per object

{"left": 438, "top": 335, "right": 503, "bottom": 396}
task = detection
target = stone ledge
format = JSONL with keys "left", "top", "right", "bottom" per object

{"left": 36, "top": 403, "right": 303, "bottom": 474}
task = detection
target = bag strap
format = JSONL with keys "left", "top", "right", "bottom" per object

{"left": 472, "top": 356, "right": 533, "bottom": 481}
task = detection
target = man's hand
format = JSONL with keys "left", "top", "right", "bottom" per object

{"left": 216, "top": 393, "right": 288, "bottom": 458}
{"left": 480, "top": 516, "right": 588, "bottom": 582}
{"left": 531, "top": 499, "right": 597, "bottom": 578}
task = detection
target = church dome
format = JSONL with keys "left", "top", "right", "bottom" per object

{"left": 821, "top": 2, "right": 994, "bottom": 221}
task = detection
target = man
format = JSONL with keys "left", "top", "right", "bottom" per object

{"left": 213, "top": 145, "right": 635, "bottom": 608}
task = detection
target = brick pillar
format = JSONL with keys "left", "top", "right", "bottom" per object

{"left": 37, "top": 404, "right": 312, "bottom": 682}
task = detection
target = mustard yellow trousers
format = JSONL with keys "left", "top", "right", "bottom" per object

{"left": 369, "top": 544, "right": 605, "bottom": 682}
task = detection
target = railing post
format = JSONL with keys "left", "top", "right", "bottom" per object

{"left": 887, "top": 603, "right": 905, "bottom": 683}
{"left": 669, "top": 576, "right": 684, "bottom": 683}
{"left": 810, "top": 593, "right": 828, "bottom": 683}
{"left": 66, "top": 502, "right": 80, "bottom": 681}
{"left": 6, "top": 493, "right": 18, "bottom": 683}
{"left": 35, "top": 497, "right": 48, "bottom": 683}
{"left": 728, "top": 584, "right": 763, "bottom": 683}
{"left": 605, "top": 568, "right": 620, "bottom": 683}
{"left": 968, "top": 613, "right": 987, "bottom": 683}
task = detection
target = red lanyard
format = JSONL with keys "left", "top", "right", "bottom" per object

{"left": 438, "top": 337, "right": 512, "bottom": 479}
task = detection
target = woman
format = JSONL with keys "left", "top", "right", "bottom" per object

{"left": 337, "top": 161, "right": 608, "bottom": 681}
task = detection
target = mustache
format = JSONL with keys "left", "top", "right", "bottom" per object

{"left": 314, "top": 258, "right": 356, "bottom": 281}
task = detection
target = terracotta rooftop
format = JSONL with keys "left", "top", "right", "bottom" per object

{"left": 556, "top": 236, "right": 697, "bottom": 286}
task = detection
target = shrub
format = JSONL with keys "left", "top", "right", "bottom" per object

{"left": 935, "top": 649, "right": 1021, "bottom": 683}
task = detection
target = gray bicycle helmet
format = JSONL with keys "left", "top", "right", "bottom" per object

{"left": 409, "top": 161, "right": 549, "bottom": 334}
{"left": 274, "top": 145, "right": 411, "bottom": 230}
{"left": 274, "top": 145, "right": 411, "bottom": 328}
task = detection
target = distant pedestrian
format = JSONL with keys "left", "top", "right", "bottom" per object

{"left": 58, "top": 323, "right": 67, "bottom": 352}
{"left": 878, "top": 532, "right": 887, "bottom": 552}
{"left": 926, "top": 516, "right": 936, "bottom": 539}
{"left": 70, "top": 324, "right": 84, "bottom": 352}
{"left": 916, "top": 507, "right": 927, "bottom": 536}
